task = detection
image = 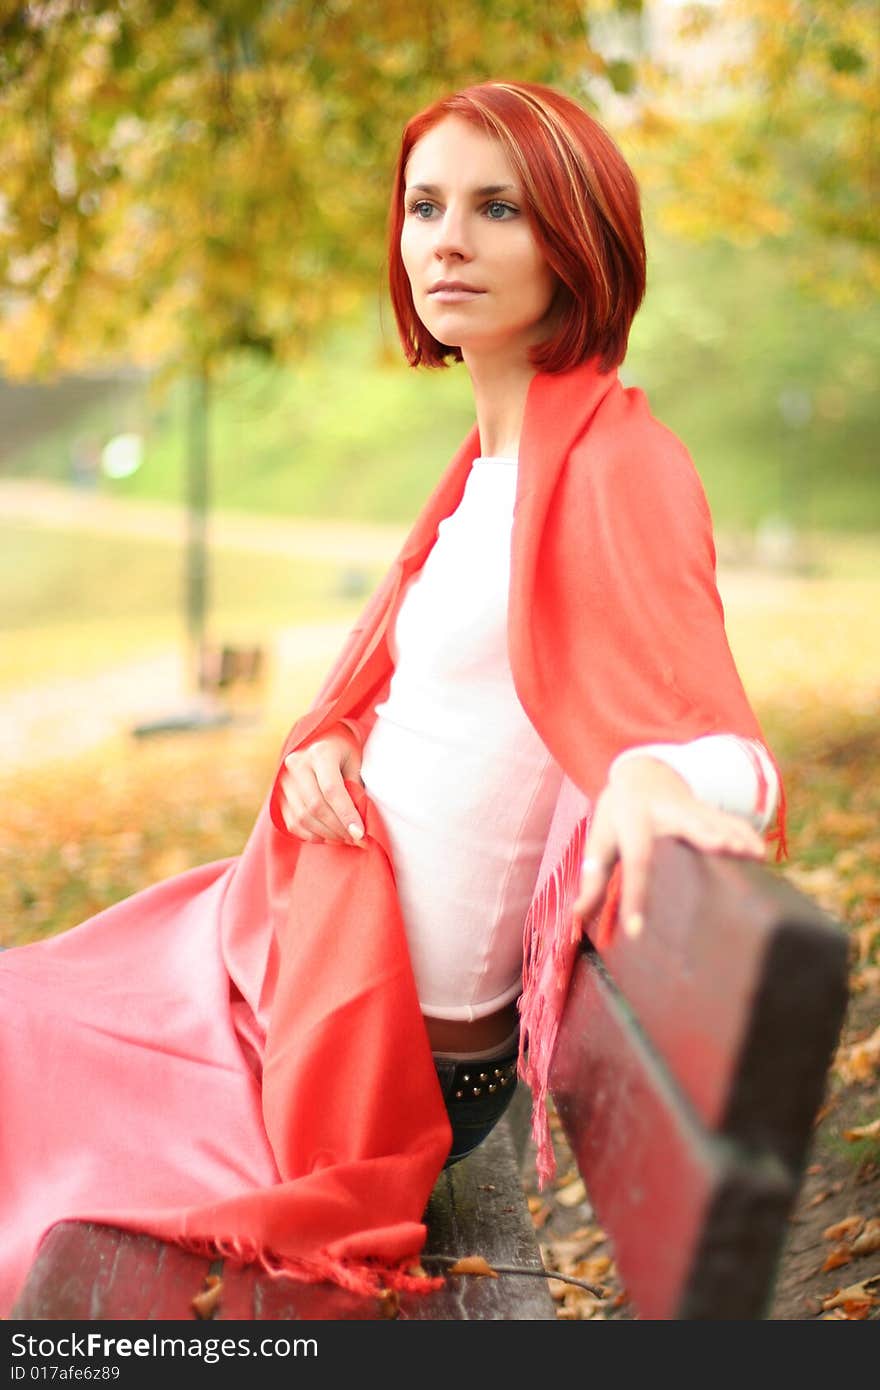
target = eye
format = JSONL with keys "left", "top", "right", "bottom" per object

{"left": 485, "top": 201, "right": 517, "bottom": 220}
{"left": 407, "top": 200, "right": 436, "bottom": 219}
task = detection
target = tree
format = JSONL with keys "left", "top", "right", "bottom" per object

{"left": 0, "top": 0, "right": 594, "bottom": 684}
{"left": 605, "top": 0, "right": 879, "bottom": 306}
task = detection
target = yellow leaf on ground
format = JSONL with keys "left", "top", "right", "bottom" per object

{"left": 448, "top": 1255, "right": 498, "bottom": 1278}
{"left": 529, "top": 1200, "right": 552, "bottom": 1229}
{"left": 842, "top": 1118, "right": 880, "bottom": 1142}
{"left": 833, "top": 1025, "right": 880, "bottom": 1083}
{"left": 850, "top": 1218, "right": 880, "bottom": 1257}
{"left": 572, "top": 1255, "right": 612, "bottom": 1282}
{"left": 377, "top": 1288, "right": 400, "bottom": 1319}
{"left": 557, "top": 1287, "right": 603, "bottom": 1319}
{"left": 822, "top": 1246, "right": 853, "bottom": 1272}
{"left": 852, "top": 965, "right": 880, "bottom": 994}
{"left": 191, "top": 1275, "right": 223, "bottom": 1319}
{"left": 822, "top": 1214, "right": 864, "bottom": 1241}
{"left": 821, "top": 1276, "right": 880, "bottom": 1311}
{"left": 555, "top": 1177, "right": 587, "bottom": 1208}
{"left": 853, "top": 923, "right": 880, "bottom": 964}
{"left": 818, "top": 810, "right": 877, "bottom": 838}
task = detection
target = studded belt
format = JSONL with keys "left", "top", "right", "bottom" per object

{"left": 444, "top": 1056, "right": 518, "bottom": 1102}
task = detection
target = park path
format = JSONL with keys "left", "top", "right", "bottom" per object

{"left": 0, "top": 477, "right": 407, "bottom": 565}
{"left": 0, "top": 479, "right": 410, "bottom": 768}
{"left": 0, "top": 621, "right": 355, "bottom": 772}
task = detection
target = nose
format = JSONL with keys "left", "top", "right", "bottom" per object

{"left": 431, "top": 202, "right": 473, "bottom": 263}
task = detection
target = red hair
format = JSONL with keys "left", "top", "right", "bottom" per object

{"left": 387, "top": 81, "right": 646, "bottom": 374}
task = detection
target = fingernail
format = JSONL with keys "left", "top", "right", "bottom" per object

{"left": 624, "top": 912, "right": 644, "bottom": 939}
{"left": 348, "top": 822, "right": 364, "bottom": 839}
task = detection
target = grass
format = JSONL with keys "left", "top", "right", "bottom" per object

{"left": 0, "top": 520, "right": 383, "bottom": 690}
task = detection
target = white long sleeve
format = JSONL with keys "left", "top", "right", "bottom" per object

{"left": 609, "top": 735, "right": 779, "bottom": 832}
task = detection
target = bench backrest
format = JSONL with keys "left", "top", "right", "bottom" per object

{"left": 550, "top": 837, "right": 850, "bottom": 1319}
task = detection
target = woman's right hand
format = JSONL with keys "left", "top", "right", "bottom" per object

{"left": 277, "top": 724, "right": 368, "bottom": 848}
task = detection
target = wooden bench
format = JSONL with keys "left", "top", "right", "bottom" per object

{"left": 11, "top": 839, "right": 849, "bottom": 1321}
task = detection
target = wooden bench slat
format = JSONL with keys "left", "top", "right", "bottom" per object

{"left": 411, "top": 1116, "right": 555, "bottom": 1320}
{"left": 551, "top": 955, "right": 794, "bottom": 1320}
{"left": 586, "top": 839, "right": 849, "bottom": 1175}
{"left": 11, "top": 1222, "right": 216, "bottom": 1321}
{"left": 11, "top": 1121, "right": 555, "bottom": 1322}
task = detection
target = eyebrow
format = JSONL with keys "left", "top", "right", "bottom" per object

{"left": 406, "top": 183, "right": 518, "bottom": 197}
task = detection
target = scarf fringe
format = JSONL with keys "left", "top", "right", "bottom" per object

{"left": 770, "top": 759, "right": 789, "bottom": 862}
{"left": 518, "top": 813, "right": 591, "bottom": 1190}
{"left": 175, "top": 1234, "right": 445, "bottom": 1299}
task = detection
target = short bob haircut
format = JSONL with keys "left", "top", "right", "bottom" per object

{"left": 387, "top": 80, "right": 646, "bottom": 375}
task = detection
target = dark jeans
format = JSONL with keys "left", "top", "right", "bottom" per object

{"left": 432, "top": 1045, "right": 519, "bottom": 1168}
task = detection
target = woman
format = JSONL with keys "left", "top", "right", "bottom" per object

{"left": 0, "top": 80, "right": 784, "bottom": 1313}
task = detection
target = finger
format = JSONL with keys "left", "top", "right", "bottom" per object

{"left": 572, "top": 795, "right": 618, "bottom": 922}
{"left": 616, "top": 809, "right": 653, "bottom": 939}
{"left": 310, "top": 751, "right": 368, "bottom": 846}
{"left": 672, "top": 808, "right": 768, "bottom": 860}
{"left": 282, "top": 794, "right": 347, "bottom": 843}
{"left": 280, "top": 766, "right": 351, "bottom": 845}
{"left": 571, "top": 853, "right": 610, "bottom": 921}
{"left": 277, "top": 790, "right": 322, "bottom": 842}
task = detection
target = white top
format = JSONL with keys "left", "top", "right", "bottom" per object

{"left": 359, "top": 455, "right": 778, "bottom": 1021}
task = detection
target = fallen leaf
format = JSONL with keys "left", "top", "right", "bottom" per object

{"left": 448, "top": 1255, "right": 498, "bottom": 1278}
{"left": 853, "top": 923, "right": 880, "bottom": 965}
{"left": 191, "top": 1275, "right": 223, "bottom": 1319}
{"left": 818, "top": 810, "right": 876, "bottom": 839}
{"left": 834, "top": 1024, "right": 880, "bottom": 1084}
{"left": 377, "top": 1288, "right": 400, "bottom": 1319}
{"left": 843, "top": 1118, "right": 880, "bottom": 1142}
{"left": 843, "top": 873, "right": 880, "bottom": 906}
{"left": 555, "top": 1177, "right": 587, "bottom": 1208}
{"left": 840, "top": 1300, "right": 875, "bottom": 1319}
{"left": 543, "top": 1231, "right": 606, "bottom": 1268}
{"left": 572, "top": 1255, "right": 612, "bottom": 1283}
{"left": 821, "top": 1246, "right": 853, "bottom": 1272}
{"left": 821, "top": 1276, "right": 880, "bottom": 1311}
{"left": 823, "top": 1215, "right": 864, "bottom": 1241}
{"left": 850, "top": 1218, "right": 880, "bottom": 1256}
{"left": 851, "top": 965, "right": 880, "bottom": 994}
{"left": 529, "top": 1201, "right": 552, "bottom": 1229}
{"left": 805, "top": 1189, "right": 833, "bottom": 1209}
{"left": 557, "top": 1286, "right": 603, "bottom": 1319}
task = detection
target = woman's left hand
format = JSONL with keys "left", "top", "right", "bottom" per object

{"left": 571, "top": 755, "right": 767, "bottom": 940}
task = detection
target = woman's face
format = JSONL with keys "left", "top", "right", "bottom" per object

{"left": 400, "top": 116, "right": 559, "bottom": 364}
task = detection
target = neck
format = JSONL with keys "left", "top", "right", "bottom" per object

{"left": 462, "top": 348, "right": 537, "bottom": 459}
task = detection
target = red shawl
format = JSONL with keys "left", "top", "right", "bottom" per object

{"left": 104, "top": 355, "right": 787, "bottom": 1294}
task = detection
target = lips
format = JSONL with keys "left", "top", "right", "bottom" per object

{"left": 427, "top": 280, "right": 486, "bottom": 306}
{"left": 429, "top": 280, "right": 485, "bottom": 295}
